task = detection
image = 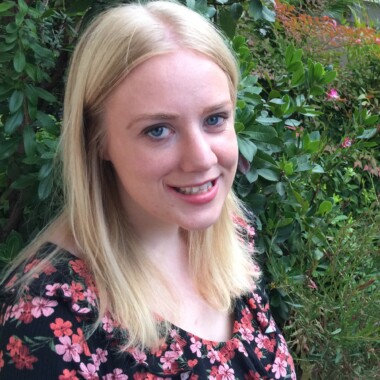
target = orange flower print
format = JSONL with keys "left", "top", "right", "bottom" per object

{"left": 50, "top": 318, "right": 73, "bottom": 337}
{"left": 59, "top": 369, "right": 79, "bottom": 380}
{"left": 6, "top": 336, "right": 23, "bottom": 357}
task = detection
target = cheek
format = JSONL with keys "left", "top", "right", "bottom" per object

{"left": 217, "top": 132, "right": 239, "bottom": 170}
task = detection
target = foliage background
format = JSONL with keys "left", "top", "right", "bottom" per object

{"left": 0, "top": 0, "right": 379, "bottom": 378}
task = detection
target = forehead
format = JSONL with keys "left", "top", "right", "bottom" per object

{"left": 105, "top": 50, "right": 232, "bottom": 110}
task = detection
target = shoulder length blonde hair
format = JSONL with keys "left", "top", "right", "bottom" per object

{"left": 2, "top": 0, "right": 259, "bottom": 349}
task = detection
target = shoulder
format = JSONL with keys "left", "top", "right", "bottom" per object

{"left": 0, "top": 244, "right": 106, "bottom": 378}
{"left": 1, "top": 243, "right": 98, "bottom": 321}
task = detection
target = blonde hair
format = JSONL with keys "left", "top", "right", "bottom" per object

{"left": 2, "top": 1, "right": 259, "bottom": 349}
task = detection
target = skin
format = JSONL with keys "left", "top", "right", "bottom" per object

{"left": 102, "top": 50, "right": 239, "bottom": 341}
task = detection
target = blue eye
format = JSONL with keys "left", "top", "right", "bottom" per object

{"left": 205, "top": 114, "right": 226, "bottom": 127}
{"left": 146, "top": 126, "right": 171, "bottom": 140}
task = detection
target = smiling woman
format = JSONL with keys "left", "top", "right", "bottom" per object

{"left": 0, "top": 1, "right": 296, "bottom": 379}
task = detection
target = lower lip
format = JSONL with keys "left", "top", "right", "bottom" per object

{"left": 169, "top": 179, "right": 219, "bottom": 205}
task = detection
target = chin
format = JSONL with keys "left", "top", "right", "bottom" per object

{"left": 179, "top": 215, "right": 221, "bottom": 232}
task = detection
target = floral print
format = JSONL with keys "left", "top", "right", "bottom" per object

{"left": 0, "top": 244, "right": 296, "bottom": 379}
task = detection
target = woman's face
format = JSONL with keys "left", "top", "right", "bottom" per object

{"left": 102, "top": 50, "right": 238, "bottom": 232}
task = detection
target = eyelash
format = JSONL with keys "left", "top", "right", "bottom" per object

{"left": 205, "top": 113, "right": 228, "bottom": 128}
{"left": 144, "top": 125, "right": 171, "bottom": 140}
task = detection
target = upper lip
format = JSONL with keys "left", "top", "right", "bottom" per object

{"left": 170, "top": 177, "right": 218, "bottom": 188}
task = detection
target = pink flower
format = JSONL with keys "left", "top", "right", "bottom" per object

{"left": 84, "top": 289, "right": 97, "bottom": 306}
{"left": 72, "top": 304, "right": 91, "bottom": 314}
{"left": 257, "top": 312, "right": 268, "bottom": 326}
{"left": 55, "top": 336, "right": 83, "bottom": 362}
{"left": 239, "top": 327, "right": 254, "bottom": 342}
{"left": 31, "top": 297, "right": 57, "bottom": 318}
{"left": 130, "top": 348, "right": 147, "bottom": 365}
{"left": 190, "top": 337, "right": 202, "bottom": 357}
{"left": 218, "top": 363, "right": 235, "bottom": 380}
{"left": 101, "top": 315, "right": 115, "bottom": 333}
{"left": 327, "top": 88, "right": 339, "bottom": 100}
{"left": 11, "top": 300, "right": 25, "bottom": 319}
{"left": 46, "top": 283, "right": 61, "bottom": 296}
{"left": 355, "top": 38, "right": 362, "bottom": 44}
{"left": 254, "top": 333, "right": 269, "bottom": 349}
{"left": 272, "top": 357, "right": 288, "bottom": 379}
{"left": 341, "top": 137, "right": 353, "bottom": 148}
{"left": 103, "top": 368, "right": 128, "bottom": 380}
{"left": 307, "top": 277, "right": 318, "bottom": 290}
{"left": 160, "top": 351, "right": 177, "bottom": 370}
{"left": 78, "top": 362, "right": 98, "bottom": 380}
{"left": 207, "top": 348, "right": 220, "bottom": 364}
{"left": 375, "top": 37, "right": 380, "bottom": 45}
{"left": 91, "top": 348, "right": 108, "bottom": 369}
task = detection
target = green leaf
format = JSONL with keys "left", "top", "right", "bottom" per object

{"left": 262, "top": 6, "right": 275, "bottom": 22}
{"left": 4, "top": 110, "right": 23, "bottom": 134}
{"left": 0, "top": 41, "right": 16, "bottom": 52}
{"left": 309, "top": 85, "right": 325, "bottom": 96}
{"left": 291, "top": 67, "right": 305, "bottom": 87}
{"left": 313, "top": 62, "right": 324, "bottom": 81}
{"left": 246, "top": 167, "right": 258, "bottom": 183}
{"left": 322, "top": 70, "right": 337, "bottom": 84}
{"left": 287, "top": 61, "right": 302, "bottom": 73}
{"left": 11, "top": 173, "right": 37, "bottom": 189}
{"left": 255, "top": 116, "right": 282, "bottom": 125}
{"left": 9, "top": 90, "right": 24, "bottom": 113}
{"left": 25, "top": 63, "right": 37, "bottom": 81}
{"left": 235, "top": 121, "right": 245, "bottom": 132}
{"left": 18, "top": 0, "right": 28, "bottom": 13}
{"left": 331, "top": 328, "right": 342, "bottom": 335}
{"left": 357, "top": 128, "right": 377, "bottom": 139}
{"left": 23, "top": 126, "right": 36, "bottom": 156}
{"left": 38, "top": 161, "right": 53, "bottom": 180}
{"left": 277, "top": 218, "right": 293, "bottom": 228}
{"left": 318, "top": 200, "right": 333, "bottom": 215}
{"left": 30, "top": 43, "right": 53, "bottom": 59}
{"left": 218, "top": 8, "right": 237, "bottom": 39}
{"left": 291, "top": 155, "right": 313, "bottom": 172}
{"left": 285, "top": 45, "right": 294, "bottom": 67}
{"left": 269, "top": 98, "right": 286, "bottom": 105}
{"left": 363, "top": 115, "right": 379, "bottom": 126}
{"left": 285, "top": 119, "right": 302, "bottom": 127}
{"left": 0, "top": 2, "right": 15, "bottom": 13}
{"left": 313, "top": 249, "right": 324, "bottom": 260}
{"left": 230, "top": 3, "right": 243, "bottom": 20}
{"left": 238, "top": 137, "right": 257, "bottom": 161}
{"left": 243, "top": 125, "right": 278, "bottom": 142}
{"left": 248, "top": 0, "right": 263, "bottom": 21}
{"left": 312, "top": 164, "right": 324, "bottom": 173}
{"left": 292, "top": 49, "right": 303, "bottom": 63}
{"left": 13, "top": 49, "right": 26, "bottom": 73}
{"left": 33, "top": 86, "right": 56, "bottom": 103}
{"left": 0, "top": 139, "right": 18, "bottom": 160}
{"left": 2, "top": 231, "right": 23, "bottom": 261}
{"left": 284, "top": 162, "right": 294, "bottom": 176}
{"left": 257, "top": 168, "right": 279, "bottom": 181}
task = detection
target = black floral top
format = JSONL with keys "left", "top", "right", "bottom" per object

{"left": 0, "top": 244, "right": 296, "bottom": 380}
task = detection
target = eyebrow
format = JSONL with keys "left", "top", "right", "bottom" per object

{"left": 126, "top": 101, "right": 233, "bottom": 129}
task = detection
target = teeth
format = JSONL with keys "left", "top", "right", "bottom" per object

{"left": 177, "top": 181, "right": 213, "bottom": 195}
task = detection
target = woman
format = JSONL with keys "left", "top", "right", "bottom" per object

{"left": 0, "top": 1, "right": 296, "bottom": 379}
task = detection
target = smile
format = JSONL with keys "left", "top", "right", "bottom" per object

{"left": 175, "top": 181, "right": 214, "bottom": 195}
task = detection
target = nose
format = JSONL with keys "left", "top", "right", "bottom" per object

{"left": 179, "top": 130, "right": 218, "bottom": 172}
